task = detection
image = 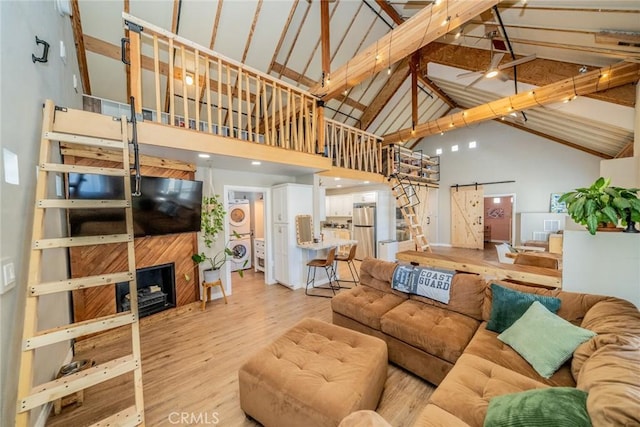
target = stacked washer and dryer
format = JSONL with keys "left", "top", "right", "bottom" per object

{"left": 228, "top": 199, "right": 252, "bottom": 272}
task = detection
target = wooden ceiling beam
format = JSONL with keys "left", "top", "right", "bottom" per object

{"left": 384, "top": 61, "right": 640, "bottom": 144}
{"left": 70, "top": 0, "right": 91, "bottom": 95}
{"left": 411, "top": 53, "right": 419, "bottom": 128}
{"left": 373, "top": 0, "right": 459, "bottom": 110}
{"left": 419, "top": 42, "right": 637, "bottom": 107}
{"left": 614, "top": 140, "right": 634, "bottom": 158}
{"left": 309, "top": 0, "right": 500, "bottom": 99}
{"left": 359, "top": 59, "right": 411, "bottom": 131}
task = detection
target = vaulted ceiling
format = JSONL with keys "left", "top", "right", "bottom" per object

{"left": 75, "top": 0, "right": 640, "bottom": 159}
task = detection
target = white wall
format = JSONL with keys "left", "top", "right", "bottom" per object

{"left": 1, "top": 2, "right": 82, "bottom": 425}
{"left": 414, "top": 120, "right": 601, "bottom": 245}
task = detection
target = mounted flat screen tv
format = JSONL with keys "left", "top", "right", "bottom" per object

{"left": 67, "top": 174, "right": 203, "bottom": 238}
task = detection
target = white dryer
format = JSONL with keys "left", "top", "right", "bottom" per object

{"left": 229, "top": 199, "right": 251, "bottom": 235}
{"left": 229, "top": 236, "right": 251, "bottom": 272}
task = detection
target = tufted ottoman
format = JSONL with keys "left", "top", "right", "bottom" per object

{"left": 238, "top": 318, "right": 388, "bottom": 427}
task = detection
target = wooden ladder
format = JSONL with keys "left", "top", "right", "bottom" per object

{"left": 15, "top": 100, "right": 145, "bottom": 426}
{"left": 388, "top": 175, "right": 432, "bottom": 253}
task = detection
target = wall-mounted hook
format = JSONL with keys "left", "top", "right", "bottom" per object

{"left": 32, "top": 36, "right": 50, "bottom": 63}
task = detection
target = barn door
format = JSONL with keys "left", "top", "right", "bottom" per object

{"left": 451, "top": 186, "right": 484, "bottom": 249}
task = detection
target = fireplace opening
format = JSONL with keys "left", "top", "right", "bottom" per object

{"left": 115, "top": 262, "right": 177, "bottom": 318}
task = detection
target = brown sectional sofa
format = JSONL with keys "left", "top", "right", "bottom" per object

{"left": 332, "top": 258, "right": 640, "bottom": 426}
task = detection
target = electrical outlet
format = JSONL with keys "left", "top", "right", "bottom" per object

{"left": 0, "top": 258, "right": 16, "bottom": 294}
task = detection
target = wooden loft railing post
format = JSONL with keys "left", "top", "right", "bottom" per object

{"left": 129, "top": 26, "right": 143, "bottom": 115}
{"left": 316, "top": 101, "right": 325, "bottom": 155}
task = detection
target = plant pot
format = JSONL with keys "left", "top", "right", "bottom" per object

{"left": 203, "top": 269, "right": 221, "bottom": 283}
{"left": 623, "top": 211, "right": 639, "bottom": 233}
{"left": 596, "top": 222, "right": 622, "bottom": 232}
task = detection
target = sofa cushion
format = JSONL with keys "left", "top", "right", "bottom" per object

{"left": 576, "top": 334, "right": 640, "bottom": 426}
{"left": 429, "top": 353, "right": 548, "bottom": 427}
{"left": 465, "top": 325, "right": 575, "bottom": 387}
{"left": 359, "top": 258, "right": 408, "bottom": 298}
{"left": 484, "top": 388, "right": 591, "bottom": 427}
{"left": 331, "top": 286, "right": 405, "bottom": 330}
{"left": 498, "top": 301, "right": 596, "bottom": 379}
{"left": 482, "top": 281, "right": 606, "bottom": 325}
{"left": 486, "top": 284, "right": 561, "bottom": 333}
{"left": 380, "top": 300, "right": 480, "bottom": 364}
{"left": 410, "top": 272, "right": 486, "bottom": 321}
{"left": 572, "top": 298, "right": 640, "bottom": 379}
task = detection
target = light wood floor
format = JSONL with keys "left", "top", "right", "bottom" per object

{"left": 47, "top": 261, "right": 438, "bottom": 427}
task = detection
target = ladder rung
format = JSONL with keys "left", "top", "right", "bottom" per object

{"left": 44, "top": 131, "right": 124, "bottom": 149}
{"left": 19, "top": 355, "right": 139, "bottom": 413}
{"left": 34, "top": 234, "right": 132, "bottom": 249}
{"left": 40, "top": 163, "right": 128, "bottom": 176}
{"left": 89, "top": 406, "right": 142, "bottom": 427}
{"left": 421, "top": 244, "right": 430, "bottom": 250}
{"left": 24, "top": 312, "right": 136, "bottom": 350}
{"left": 38, "top": 199, "right": 130, "bottom": 209}
{"left": 31, "top": 271, "right": 134, "bottom": 296}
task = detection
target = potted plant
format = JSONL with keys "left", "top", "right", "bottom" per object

{"left": 559, "top": 177, "right": 640, "bottom": 235}
{"left": 192, "top": 195, "right": 246, "bottom": 281}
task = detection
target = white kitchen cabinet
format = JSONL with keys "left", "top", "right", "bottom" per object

{"left": 353, "top": 192, "right": 376, "bottom": 203}
{"left": 325, "top": 194, "right": 353, "bottom": 217}
{"left": 271, "top": 183, "right": 313, "bottom": 289}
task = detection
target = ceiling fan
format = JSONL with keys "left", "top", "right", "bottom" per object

{"left": 456, "top": 38, "right": 536, "bottom": 87}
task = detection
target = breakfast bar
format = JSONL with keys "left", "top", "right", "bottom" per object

{"left": 297, "top": 238, "right": 357, "bottom": 286}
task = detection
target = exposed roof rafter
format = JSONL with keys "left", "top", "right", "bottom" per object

{"left": 384, "top": 61, "right": 640, "bottom": 143}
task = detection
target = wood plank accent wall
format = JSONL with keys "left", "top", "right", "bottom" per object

{"left": 63, "top": 147, "right": 199, "bottom": 323}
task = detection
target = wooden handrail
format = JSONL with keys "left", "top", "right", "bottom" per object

{"left": 324, "top": 118, "right": 383, "bottom": 174}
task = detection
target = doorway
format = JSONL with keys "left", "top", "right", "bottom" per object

{"left": 223, "top": 185, "right": 270, "bottom": 295}
{"left": 483, "top": 194, "right": 516, "bottom": 245}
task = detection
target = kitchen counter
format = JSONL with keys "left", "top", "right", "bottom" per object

{"left": 297, "top": 239, "right": 357, "bottom": 251}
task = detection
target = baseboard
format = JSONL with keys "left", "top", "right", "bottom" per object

{"left": 35, "top": 347, "right": 73, "bottom": 427}
{"left": 429, "top": 243, "right": 451, "bottom": 247}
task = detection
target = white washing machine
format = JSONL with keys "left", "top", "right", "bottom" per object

{"left": 229, "top": 236, "right": 251, "bottom": 272}
{"left": 229, "top": 199, "right": 251, "bottom": 235}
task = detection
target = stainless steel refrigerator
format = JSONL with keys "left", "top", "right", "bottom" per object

{"left": 353, "top": 203, "right": 376, "bottom": 260}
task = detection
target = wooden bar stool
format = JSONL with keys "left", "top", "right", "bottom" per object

{"left": 335, "top": 244, "right": 359, "bottom": 287}
{"left": 202, "top": 279, "right": 228, "bottom": 310}
{"left": 305, "top": 247, "right": 339, "bottom": 298}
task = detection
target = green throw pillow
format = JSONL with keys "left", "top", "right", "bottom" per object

{"left": 484, "top": 387, "right": 592, "bottom": 427}
{"left": 486, "top": 284, "right": 561, "bottom": 333}
{"left": 498, "top": 301, "right": 597, "bottom": 378}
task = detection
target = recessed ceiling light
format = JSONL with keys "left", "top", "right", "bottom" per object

{"left": 198, "top": 153, "right": 210, "bottom": 158}
{"left": 510, "top": 112, "right": 518, "bottom": 117}
{"left": 251, "top": 161, "right": 261, "bottom": 166}
{"left": 451, "top": 145, "right": 459, "bottom": 152}
{"left": 336, "top": 184, "right": 342, "bottom": 188}
{"left": 364, "top": 181, "right": 370, "bottom": 184}
{"left": 185, "top": 74, "right": 194, "bottom": 86}
{"left": 468, "top": 141, "right": 477, "bottom": 148}
{"left": 334, "top": 177, "right": 341, "bottom": 181}
{"left": 435, "top": 148, "right": 443, "bottom": 155}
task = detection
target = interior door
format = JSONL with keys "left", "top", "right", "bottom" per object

{"left": 451, "top": 186, "right": 484, "bottom": 249}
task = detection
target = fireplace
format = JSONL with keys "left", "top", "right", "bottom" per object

{"left": 115, "top": 263, "right": 177, "bottom": 318}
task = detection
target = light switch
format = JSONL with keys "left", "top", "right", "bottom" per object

{"left": 1, "top": 258, "right": 16, "bottom": 294}
{"left": 3, "top": 148, "right": 19, "bottom": 185}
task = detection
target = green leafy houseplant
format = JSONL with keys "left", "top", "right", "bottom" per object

{"left": 559, "top": 177, "right": 640, "bottom": 235}
{"left": 192, "top": 195, "right": 246, "bottom": 278}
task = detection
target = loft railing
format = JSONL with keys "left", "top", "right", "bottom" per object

{"left": 123, "top": 13, "right": 318, "bottom": 153}
{"left": 122, "top": 13, "right": 384, "bottom": 175}
{"left": 324, "top": 118, "right": 382, "bottom": 174}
